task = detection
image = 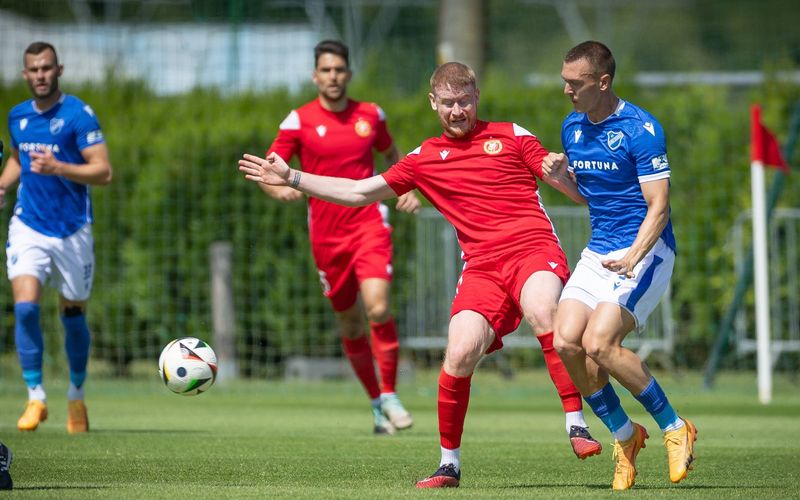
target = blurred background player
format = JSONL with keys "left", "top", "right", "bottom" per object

{"left": 0, "top": 441, "right": 11, "bottom": 490}
{"left": 259, "top": 40, "right": 419, "bottom": 435}
{"left": 0, "top": 146, "right": 13, "bottom": 490}
{"left": 544, "top": 40, "right": 697, "bottom": 490}
{"left": 240, "top": 61, "right": 601, "bottom": 488}
{"left": 0, "top": 41, "right": 113, "bottom": 433}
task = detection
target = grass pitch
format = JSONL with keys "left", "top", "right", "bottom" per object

{"left": 1, "top": 369, "right": 798, "bottom": 498}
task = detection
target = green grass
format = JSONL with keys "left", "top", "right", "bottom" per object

{"left": 1, "top": 370, "right": 799, "bottom": 498}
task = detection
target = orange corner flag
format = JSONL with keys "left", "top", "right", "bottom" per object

{"left": 751, "top": 104, "right": 789, "bottom": 173}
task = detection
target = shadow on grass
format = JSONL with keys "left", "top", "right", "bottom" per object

{"left": 89, "top": 429, "right": 203, "bottom": 434}
{"left": 498, "top": 483, "right": 774, "bottom": 490}
{"left": 13, "top": 485, "right": 110, "bottom": 491}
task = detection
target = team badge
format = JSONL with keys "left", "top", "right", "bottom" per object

{"left": 316, "top": 125, "right": 327, "bottom": 137}
{"left": 606, "top": 130, "right": 624, "bottom": 150}
{"left": 50, "top": 118, "right": 65, "bottom": 135}
{"left": 483, "top": 139, "right": 503, "bottom": 155}
{"left": 354, "top": 118, "right": 372, "bottom": 137}
{"left": 20, "top": 118, "right": 28, "bottom": 131}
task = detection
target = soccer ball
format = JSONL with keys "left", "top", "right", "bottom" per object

{"left": 158, "top": 337, "right": 217, "bottom": 395}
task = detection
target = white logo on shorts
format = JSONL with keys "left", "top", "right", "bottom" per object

{"left": 548, "top": 261, "right": 558, "bottom": 269}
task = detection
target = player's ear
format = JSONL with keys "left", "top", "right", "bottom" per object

{"left": 599, "top": 74, "right": 610, "bottom": 91}
{"left": 57, "top": 64, "right": 64, "bottom": 77}
{"left": 428, "top": 92, "right": 437, "bottom": 110}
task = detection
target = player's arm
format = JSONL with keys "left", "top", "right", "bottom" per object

{"left": 602, "top": 179, "right": 670, "bottom": 277}
{"left": 240, "top": 152, "right": 397, "bottom": 206}
{"left": 380, "top": 144, "right": 420, "bottom": 214}
{"left": 541, "top": 152, "right": 586, "bottom": 205}
{"left": 0, "top": 148, "right": 22, "bottom": 209}
{"left": 29, "top": 143, "right": 112, "bottom": 185}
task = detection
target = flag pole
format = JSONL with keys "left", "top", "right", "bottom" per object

{"left": 750, "top": 157, "right": 772, "bottom": 404}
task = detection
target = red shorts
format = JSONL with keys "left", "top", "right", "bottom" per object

{"left": 451, "top": 242, "right": 570, "bottom": 353}
{"left": 311, "top": 221, "right": 393, "bottom": 312}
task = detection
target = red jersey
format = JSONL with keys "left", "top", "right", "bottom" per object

{"left": 382, "top": 120, "right": 559, "bottom": 261}
{"left": 269, "top": 98, "right": 394, "bottom": 240}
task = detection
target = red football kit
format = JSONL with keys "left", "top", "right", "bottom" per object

{"left": 269, "top": 98, "right": 394, "bottom": 311}
{"left": 382, "top": 120, "right": 570, "bottom": 352}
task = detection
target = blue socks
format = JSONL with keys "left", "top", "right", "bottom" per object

{"left": 635, "top": 378, "right": 681, "bottom": 431}
{"left": 61, "top": 311, "right": 91, "bottom": 389}
{"left": 585, "top": 383, "right": 631, "bottom": 434}
{"left": 15, "top": 302, "right": 43, "bottom": 388}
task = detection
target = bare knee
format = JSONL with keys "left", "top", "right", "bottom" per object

{"left": 523, "top": 302, "right": 557, "bottom": 335}
{"left": 583, "top": 333, "right": 616, "bottom": 364}
{"left": 553, "top": 330, "right": 583, "bottom": 359}
{"left": 364, "top": 301, "right": 390, "bottom": 324}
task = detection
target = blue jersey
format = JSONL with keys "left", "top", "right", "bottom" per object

{"left": 8, "top": 94, "right": 105, "bottom": 238}
{"left": 562, "top": 99, "right": 675, "bottom": 254}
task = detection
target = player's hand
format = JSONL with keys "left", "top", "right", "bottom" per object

{"left": 542, "top": 152, "right": 569, "bottom": 178}
{"left": 29, "top": 150, "right": 62, "bottom": 176}
{"left": 239, "top": 152, "right": 291, "bottom": 186}
{"left": 396, "top": 191, "right": 421, "bottom": 214}
{"left": 602, "top": 257, "right": 636, "bottom": 278}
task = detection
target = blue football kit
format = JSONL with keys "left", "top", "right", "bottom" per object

{"left": 8, "top": 93, "right": 105, "bottom": 238}
{"left": 562, "top": 99, "right": 675, "bottom": 254}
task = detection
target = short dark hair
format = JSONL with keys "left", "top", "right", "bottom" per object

{"left": 564, "top": 41, "right": 615, "bottom": 81}
{"left": 314, "top": 40, "right": 349, "bottom": 68}
{"left": 429, "top": 62, "right": 477, "bottom": 94}
{"left": 24, "top": 41, "right": 59, "bottom": 66}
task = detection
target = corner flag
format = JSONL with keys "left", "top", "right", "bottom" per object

{"left": 749, "top": 103, "right": 788, "bottom": 404}
{"left": 751, "top": 104, "right": 789, "bottom": 172}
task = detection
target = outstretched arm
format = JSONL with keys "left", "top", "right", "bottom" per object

{"left": 239, "top": 152, "right": 397, "bottom": 207}
{"left": 541, "top": 152, "right": 586, "bottom": 205}
{"left": 381, "top": 145, "right": 420, "bottom": 214}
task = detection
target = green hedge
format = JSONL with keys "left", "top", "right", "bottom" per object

{"left": 1, "top": 75, "right": 798, "bottom": 374}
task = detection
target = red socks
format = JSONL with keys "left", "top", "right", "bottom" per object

{"left": 370, "top": 318, "right": 399, "bottom": 394}
{"left": 536, "top": 331, "right": 583, "bottom": 412}
{"left": 438, "top": 369, "right": 472, "bottom": 449}
{"left": 342, "top": 335, "right": 381, "bottom": 399}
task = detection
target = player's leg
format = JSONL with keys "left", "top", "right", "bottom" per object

{"left": 416, "top": 310, "right": 494, "bottom": 489}
{"left": 508, "top": 243, "right": 602, "bottom": 460}
{"left": 0, "top": 441, "right": 11, "bottom": 490}
{"left": 314, "top": 241, "right": 388, "bottom": 434}
{"left": 12, "top": 275, "right": 48, "bottom": 431}
{"left": 52, "top": 223, "right": 95, "bottom": 433}
{"left": 360, "top": 277, "right": 412, "bottom": 430}
{"left": 7, "top": 217, "right": 51, "bottom": 431}
{"left": 581, "top": 307, "right": 648, "bottom": 489}
{"left": 586, "top": 242, "right": 695, "bottom": 484}
{"left": 334, "top": 302, "right": 390, "bottom": 434}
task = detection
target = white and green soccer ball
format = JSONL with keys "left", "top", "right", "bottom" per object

{"left": 158, "top": 337, "right": 218, "bottom": 395}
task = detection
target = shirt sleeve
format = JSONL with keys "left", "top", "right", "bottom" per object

{"left": 629, "top": 119, "right": 670, "bottom": 183}
{"left": 73, "top": 104, "right": 104, "bottom": 150}
{"left": 513, "top": 123, "right": 548, "bottom": 178}
{"left": 268, "top": 110, "right": 301, "bottom": 163}
{"left": 380, "top": 147, "right": 419, "bottom": 196}
{"left": 372, "top": 104, "right": 393, "bottom": 153}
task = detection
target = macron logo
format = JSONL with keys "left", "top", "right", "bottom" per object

{"left": 574, "top": 129, "right": 582, "bottom": 143}
{"left": 643, "top": 122, "right": 655, "bottom": 136}
{"left": 440, "top": 150, "right": 450, "bottom": 160}
{"left": 548, "top": 261, "right": 558, "bottom": 270}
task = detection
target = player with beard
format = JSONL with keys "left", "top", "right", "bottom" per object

{"left": 240, "top": 61, "right": 602, "bottom": 487}
{"left": 259, "top": 40, "right": 418, "bottom": 435}
{"left": 0, "top": 41, "right": 112, "bottom": 433}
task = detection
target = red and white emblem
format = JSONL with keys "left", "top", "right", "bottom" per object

{"left": 354, "top": 118, "right": 372, "bottom": 138}
{"left": 483, "top": 139, "right": 503, "bottom": 155}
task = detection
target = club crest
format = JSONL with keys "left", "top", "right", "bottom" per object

{"left": 483, "top": 139, "right": 503, "bottom": 155}
{"left": 354, "top": 118, "right": 372, "bottom": 138}
{"left": 50, "top": 118, "right": 65, "bottom": 135}
{"left": 606, "top": 130, "right": 624, "bottom": 150}
{"left": 316, "top": 125, "right": 327, "bottom": 137}
{"left": 20, "top": 118, "right": 28, "bottom": 131}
